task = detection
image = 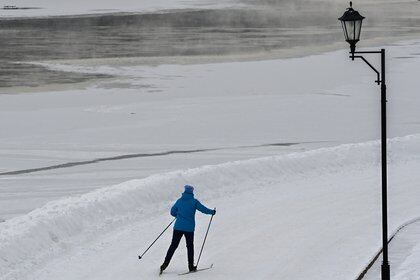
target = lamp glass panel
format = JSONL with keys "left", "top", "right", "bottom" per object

{"left": 344, "top": 21, "right": 355, "bottom": 41}
{"left": 355, "top": 19, "right": 362, "bottom": 41}
{"left": 341, "top": 21, "right": 349, "bottom": 41}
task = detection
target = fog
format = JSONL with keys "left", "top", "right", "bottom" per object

{"left": 1, "top": 0, "right": 420, "bottom": 88}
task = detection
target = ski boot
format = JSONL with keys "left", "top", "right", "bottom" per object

{"left": 160, "top": 263, "right": 168, "bottom": 275}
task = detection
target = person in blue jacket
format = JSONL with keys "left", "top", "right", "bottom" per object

{"left": 160, "top": 185, "right": 216, "bottom": 274}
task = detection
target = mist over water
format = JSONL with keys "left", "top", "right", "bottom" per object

{"left": 1, "top": 0, "right": 420, "bottom": 88}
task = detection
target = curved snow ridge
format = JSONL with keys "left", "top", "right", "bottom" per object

{"left": 1, "top": 135, "right": 420, "bottom": 279}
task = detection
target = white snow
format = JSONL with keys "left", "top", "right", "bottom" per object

{"left": 2, "top": 40, "right": 420, "bottom": 219}
{"left": 364, "top": 218, "right": 420, "bottom": 280}
{"left": 393, "top": 225, "right": 420, "bottom": 280}
{"left": 1, "top": 38, "right": 420, "bottom": 279}
{"left": 1, "top": 134, "right": 420, "bottom": 279}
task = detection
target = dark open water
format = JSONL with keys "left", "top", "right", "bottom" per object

{"left": 1, "top": 1, "right": 420, "bottom": 88}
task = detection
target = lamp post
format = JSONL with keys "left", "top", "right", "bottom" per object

{"left": 338, "top": 2, "right": 390, "bottom": 280}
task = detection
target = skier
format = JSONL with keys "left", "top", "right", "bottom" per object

{"left": 160, "top": 185, "right": 216, "bottom": 274}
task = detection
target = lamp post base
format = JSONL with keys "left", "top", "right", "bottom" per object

{"left": 381, "top": 261, "right": 390, "bottom": 280}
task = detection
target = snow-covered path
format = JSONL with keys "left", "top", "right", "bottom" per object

{"left": 392, "top": 221, "right": 420, "bottom": 280}
{"left": 365, "top": 218, "right": 420, "bottom": 280}
{"left": 2, "top": 135, "right": 420, "bottom": 280}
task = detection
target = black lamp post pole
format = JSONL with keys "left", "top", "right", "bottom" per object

{"left": 380, "top": 48, "right": 390, "bottom": 280}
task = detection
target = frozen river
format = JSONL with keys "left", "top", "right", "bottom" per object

{"left": 1, "top": 0, "right": 420, "bottom": 220}
{"left": 2, "top": 0, "right": 420, "bottom": 88}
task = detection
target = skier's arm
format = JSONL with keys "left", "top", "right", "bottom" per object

{"left": 196, "top": 200, "right": 215, "bottom": 215}
{"left": 170, "top": 202, "right": 178, "bottom": 217}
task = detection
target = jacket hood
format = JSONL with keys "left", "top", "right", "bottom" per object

{"left": 181, "top": 192, "right": 194, "bottom": 200}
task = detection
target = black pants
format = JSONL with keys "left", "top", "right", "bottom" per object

{"left": 163, "top": 230, "right": 194, "bottom": 268}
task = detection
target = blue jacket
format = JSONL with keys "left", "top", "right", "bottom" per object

{"left": 171, "top": 191, "right": 214, "bottom": 232}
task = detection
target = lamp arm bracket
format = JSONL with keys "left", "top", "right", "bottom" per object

{"left": 353, "top": 51, "right": 382, "bottom": 54}
{"left": 352, "top": 55, "right": 381, "bottom": 85}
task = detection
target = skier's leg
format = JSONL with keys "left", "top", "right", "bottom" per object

{"left": 185, "top": 231, "right": 195, "bottom": 271}
{"left": 162, "top": 230, "right": 183, "bottom": 269}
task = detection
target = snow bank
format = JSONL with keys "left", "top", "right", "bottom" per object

{"left": 1, "top": 135, "right": 420, "bottom": 279}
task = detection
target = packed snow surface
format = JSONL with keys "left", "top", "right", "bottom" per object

{"left": 1, "top": 134, "right": 420, "bottom": 280}
{"left": 365, "top": 218, "right": 420, "bottom": 280}
{"left": 392, "top": 222, "right": 420, "bottom": 280}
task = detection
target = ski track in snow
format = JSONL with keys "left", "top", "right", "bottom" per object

{"left": 1, "top": 135, "right": 420, "bottom": 280}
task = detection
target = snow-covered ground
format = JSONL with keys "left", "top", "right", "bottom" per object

{"left": 2, "top": 134, "right": 420, "bottom": 280}
{"left": 365, "top": 218, "right": 420, "bottom": 280}
{"left": 2, "top": 40, "right": 420, "bottom": 220}
{"left": 0, "top": 0, "right": 243, "bottom": 18}
{"left": 391, "top": 221, "right": 420, "bottom": 280}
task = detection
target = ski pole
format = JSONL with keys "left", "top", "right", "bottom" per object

{"left": 138, "top": 218, "right": 176, "bottom": 260}
{"left": 196, "top": 208, "right": 215, "bottom": 267}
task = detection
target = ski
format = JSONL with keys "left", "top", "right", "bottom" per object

{"left": 178, "top": 264, "right": 214, "bottom": 276}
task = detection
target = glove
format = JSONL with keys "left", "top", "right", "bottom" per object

{"left": 212, "top": 209, "right": 216, "bottom": 215}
